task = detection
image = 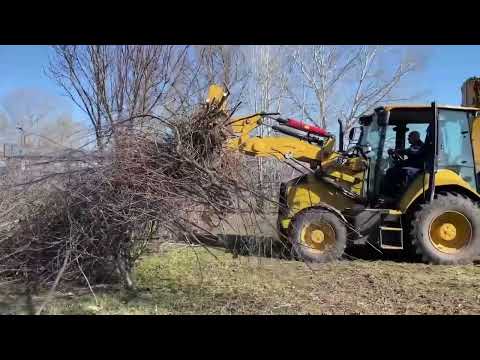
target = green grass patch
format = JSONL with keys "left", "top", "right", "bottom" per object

{"left": 3, "top": 244, "right": 480, "bottom": 314}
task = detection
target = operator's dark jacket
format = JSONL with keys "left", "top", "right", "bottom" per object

{"left": 383, "top": 140, "right": 427, "bottom": 197}
{"left": 397, "top": 141, "right": 426, "bottom": 169}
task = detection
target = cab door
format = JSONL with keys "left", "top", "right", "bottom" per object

{"left": 470, "top": 113, "right": 480, "bottom": 192}
{"left": 436, "top": 109, "right": 477, "bottom": 191}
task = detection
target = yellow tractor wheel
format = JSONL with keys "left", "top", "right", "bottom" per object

{"left": 410, "top": 193, "right": 480, "bottom": 264}
{"left": 289, "top": 208, "right": 347, "bottom": 263}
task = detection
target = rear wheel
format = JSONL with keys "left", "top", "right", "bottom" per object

{"left": 289, "top": 208, "right": 347, "bottom": 263}
{"left": 410, "top": 193, "right": 480, "bottom": 264}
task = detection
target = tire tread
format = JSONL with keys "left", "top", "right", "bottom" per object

{"left": 410, "top": 193, "right": 480, "bottom": 265}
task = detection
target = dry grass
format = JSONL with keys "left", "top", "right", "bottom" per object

{"left": 2, "top": 242, "right": 480, "bottom": 315}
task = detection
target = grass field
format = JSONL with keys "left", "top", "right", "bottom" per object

{"left": 2, "top": 242, "right": 480, "bottom": 315}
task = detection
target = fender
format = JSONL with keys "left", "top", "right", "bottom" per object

{"left": 400, "top": 169, "right": 480, "bottom": 212}
{"left": 287, "top": 201, "right": 358, "bottom": 236}
{"left": 308, "top": 202, "right": 349, "bottom": 223}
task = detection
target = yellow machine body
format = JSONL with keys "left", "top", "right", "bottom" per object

{"left": 399, "top": 169, "right": 480, "bottom": 212}
{"left": 225, "top": 111, "right": 369, "bottom": 233}
{"left": 205, "top": 84, "right": 480, "bottom": 253}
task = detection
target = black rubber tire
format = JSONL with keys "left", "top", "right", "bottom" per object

{"left": 289, "top": 208, "right": 347, "bottom": 263}
{"left": 410, "top": 193, "right": 480, "bottom": 265}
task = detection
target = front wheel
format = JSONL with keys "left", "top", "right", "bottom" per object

{"left": 410, "top": 193, "right": 480, "bottom": 264}
{"left": 289, "top": 208, "right": 347, "bottom": 263}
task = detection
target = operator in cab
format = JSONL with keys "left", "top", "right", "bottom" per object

{"left": 389, "top": 131, "right": 425, "bottom": 167}
{"left": 383, "top": 131, "right": 426, "bottom": 197}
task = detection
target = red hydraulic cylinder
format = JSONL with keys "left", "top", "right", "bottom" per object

{"left": 285, "top": 118, "right": 331, "bottom": 137}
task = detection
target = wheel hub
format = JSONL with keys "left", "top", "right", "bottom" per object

{"left": 310, "top": 230, "right": 325, "bottom": 244}
{"left": 300, "top": 222, "right": 336, "bottom": 253}
{"left": 429, "top": 211, "right": 472, "bottom": 254}
{"left": 438, "top": 223, "right": 456, "bottom": 241}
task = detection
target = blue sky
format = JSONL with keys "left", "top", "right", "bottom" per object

{"left": 0, "top": 45, "right": 479, "bottom": 125}
{"left": 0, "top": 45, "right": 87, "bottom": 122}
{"left": 413, "top": 45, "right": 480, "bottom": 104}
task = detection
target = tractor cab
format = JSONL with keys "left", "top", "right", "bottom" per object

{"left": 356, "top": 104, "right": 480, "bottom": 208}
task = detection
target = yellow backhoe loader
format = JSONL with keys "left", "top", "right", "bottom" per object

{"left": 206, "top": 78, "right": 480, "bottom": 264}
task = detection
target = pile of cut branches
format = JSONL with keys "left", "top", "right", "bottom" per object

{"left": 0, "top": 100, "right": 263, "bottom": 295}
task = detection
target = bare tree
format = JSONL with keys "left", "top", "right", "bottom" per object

{"left": 244, "top": 46, "right": 290, "bottom": 116}
{"left": 239, "top": 46, "right": 294, "bottom": 208}
{"left": 0, "top": 111, "right": 9, "bottom": 135}
{"left": 35, "top": 114, "right": 88, "bottom": 152}
{"left": 286, "top": 45, "right": 425, "bottom": 134}
{"left": 168, "top": 45, "right": 250, "bottom": 114}
{"left": 47, "top": 45, "right": 190, "bottom": 150}
{"left": 0, "top": 88, "right": 79, "bottom": 152}
{"left": 1, "top": 88, "right": 58, "bottom": 131}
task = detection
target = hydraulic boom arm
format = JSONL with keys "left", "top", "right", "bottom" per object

{"left": 227, "top": 113, "right": 336, "bottom": 166}
{"left": 206, "top": 85, "right": 336, "bottom": 167}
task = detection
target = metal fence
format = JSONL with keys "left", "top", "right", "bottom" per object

{"left": 1, "top": 143, "right": 24, "bottom": 159}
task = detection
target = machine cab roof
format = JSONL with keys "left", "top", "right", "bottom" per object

{"left": 360, "top": 104, "right": 480, "bottom": 127}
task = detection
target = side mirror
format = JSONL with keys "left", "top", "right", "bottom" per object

{"left": 349, "top": 127, "right": 361, "bottom": 142}
{"left": 338, "top": 119, "right": 344, "bottom": 152}
{"left": 348, "top": 128, "right": 355, "bottom": 140}
{"left": 377, "top": 110, "right": 388, "bottom": 126}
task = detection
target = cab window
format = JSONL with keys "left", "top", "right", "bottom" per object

{"left": 437, "top": 109, "right": 476, "bottom": 189}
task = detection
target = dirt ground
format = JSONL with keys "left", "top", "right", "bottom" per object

{"left": 2, "top": 242, "right": 480, "bottom": 315}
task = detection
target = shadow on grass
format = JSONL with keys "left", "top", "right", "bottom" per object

{"left": 191, "top": 233, "right": 417, "bottom": 263}
{"left": 344, "top": 244, "right": 417, "bottom": 263}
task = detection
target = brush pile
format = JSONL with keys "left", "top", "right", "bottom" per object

{"left": 0, "top": 100, "right": 255, "bottom": 290}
